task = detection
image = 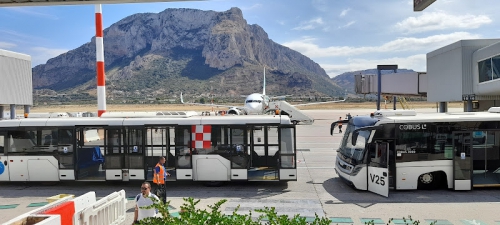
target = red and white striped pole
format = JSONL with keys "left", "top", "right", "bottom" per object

{"left": 95, "top": 4, "right": 106, "bottom": 117}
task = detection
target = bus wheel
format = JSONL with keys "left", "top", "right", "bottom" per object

{"left": 418, "top": 173, "right": 435, "bottom": 189}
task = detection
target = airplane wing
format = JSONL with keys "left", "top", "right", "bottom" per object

{"left": 292, "top": 99, "right": 346, "bottom": 106}
{"left": 180, "top": 92, "right": 239, "bottom": 108}
{"left": 292, "top": 90, "right": 348, "bottom": 106}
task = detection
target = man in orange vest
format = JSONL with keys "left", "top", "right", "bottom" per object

{"left": 153, "top": 156, "right": 170, "bottom": 203}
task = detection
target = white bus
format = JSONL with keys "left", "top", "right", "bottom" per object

{"left": 0, "top": 113, "right": 297, "bottom": 185}
{"left": 335, "top": 108, "right": 500, "bottom": 197}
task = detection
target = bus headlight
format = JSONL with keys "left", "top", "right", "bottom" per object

{"left": 351, "top": 165, "right": 364, "bottom": 176}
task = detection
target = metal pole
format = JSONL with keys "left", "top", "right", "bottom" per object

{"left": 439, "top": 102, "right": 447, "bottom": 113}
{"left": 377, "top": 69, "right": 381, "bottom": 110}
{"left": 10, "top": 104, "right": 15, "bottom": 119}
{"left": 24, "top": 105, "right": 30, "bottom": 118}
{"left": 466, "top": 99, "right": 473, "bottom": 112}
{"left": 393, "top": 96, "right": 397, "bottom": 110}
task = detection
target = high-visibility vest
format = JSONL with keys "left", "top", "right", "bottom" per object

{"left": 153, "top": 163, "right": 165, "bottom": 184}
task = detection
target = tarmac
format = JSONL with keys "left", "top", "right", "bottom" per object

{"left": 1, "top": 108, "right": 500, "bottom": 225}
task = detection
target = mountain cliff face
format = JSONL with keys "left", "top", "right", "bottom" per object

{"left": 32, "top": 7, "right": 343, "bottom": 99}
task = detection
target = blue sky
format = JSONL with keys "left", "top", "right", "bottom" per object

{"left": 0, "top": 0, "right": 498, "bottom": 77}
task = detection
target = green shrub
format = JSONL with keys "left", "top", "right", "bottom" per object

{"left": 139, "top": 198, "right": 436, "bottom": 225}
{"left": 138, "top": 197, "right": 331, "bottom": 225}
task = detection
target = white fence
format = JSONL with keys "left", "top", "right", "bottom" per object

{"left": 2, "top": 190, "right": 127, "bottom": 225}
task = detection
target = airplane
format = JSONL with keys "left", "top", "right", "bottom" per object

{"left": 180, "top": 67, "right": 346, "bottom": 115}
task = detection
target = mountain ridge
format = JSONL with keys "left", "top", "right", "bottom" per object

{"left": 32, "top": 7, "right": 345, "bottom": 101}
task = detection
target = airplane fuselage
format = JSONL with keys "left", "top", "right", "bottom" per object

{"left": 244, "top": 93, "right": 270, "bottom": 114}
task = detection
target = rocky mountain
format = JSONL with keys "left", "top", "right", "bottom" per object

{"left": 32, "top": 7, "right": 344, "bottom": 102}
{"left": 332, "top": 68, "right": 415, "bottom": 94}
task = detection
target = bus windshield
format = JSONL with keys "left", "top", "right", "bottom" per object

{"left": 338, "top": 116, "right": 378, "bottom": 163}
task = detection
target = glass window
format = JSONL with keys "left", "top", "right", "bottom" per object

{"left": 395, "top": 123, "right": 450, "bottom": 162}
{"left": 492, "top": 55, "right": 500, "bottom": 80}
{"left": 478, "top": 58, "right": 492, "bottom": 82}
{"left": 8, "top": 128, "right": 58, "bottom": 155}
{"left": 106, "top": 129, "right": 122, "bottom": 154}
{"left": 280, "top": 127, "right": 295, "bottom": 155}
{"left": 0, "top": 134, "right": 4, "bottom": 154}
{"left": 267, "top": 127, "right": 279, "bottom": 145}
{"left": 126, "top": 128, "right": 143, "bottom": 154}
{"left": 175, "top": 126, "right": 191, "bottom": 169}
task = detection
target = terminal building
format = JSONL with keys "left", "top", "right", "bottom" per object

{"left": 428, "top": 39, "right": 500, "bottom": 112}
{"left": 355, "top": 39, "right": 500, "bottom": 112}
{"left": 0, "top": 49, "right": 32, "bottom": 119}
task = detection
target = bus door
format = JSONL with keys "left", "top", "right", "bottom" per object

{"left": 0, "top": 131, "right": 10, "bottom": 181}
{"left": 279, "top": 125, "right": 297, "bottom": 181}
{"left": 248, "top": 125, "right": 279, "bottom": 181}
{"left": 124, "top": 127, "right": 145, "bottom": 181}
{"left": 145, "top": 126, "right": 177, "bottom": 181}
{"left": 227, "top": 126, "right": 248, "bottom": 180}
{"left": 367, "top": 141, "right": 391, "bottom": 197}
{"left": 104, "top": 128, "right": 124, "bottom": 181}
{"left": 453, "top": 132, "right": 472, "bottom": 190}
{"left": 74, "top": 127, "right": 106, "bottom": 181}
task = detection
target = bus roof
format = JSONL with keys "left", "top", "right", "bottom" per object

{"left": 0, "top": 115, "right": 292, "bottom": 127}
{"left": 377, "top": 110, "right": 500, "bottom": 124}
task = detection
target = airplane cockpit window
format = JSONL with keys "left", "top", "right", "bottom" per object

{"left": 246, "top": 100, "right": 262, "bottom": 103}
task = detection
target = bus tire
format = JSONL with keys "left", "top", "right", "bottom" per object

{"left": 418, "top": 172, "right": 438, "bottom": 190}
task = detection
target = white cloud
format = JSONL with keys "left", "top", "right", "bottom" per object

{"left": 5, "top": 7, "right": 58, "bottom": 20}
{"left": 0, "top": 41, "right": 16, "bottom": 49}
{"left": 338, "top": 21, "right": 355, "bottom": 29}
{"left": 30, "top": 47, "right": 68, "bottom": 66}
{"left": 395, "top": 12, "right": 492, "bottom": 34}
{"left": 292, "top": 17, "right": 324, "bottom": 30}
{"left": 339, "top": 8, "right": 351, "bottom": 17}
{"left": 321, "top": 54, "right": 427, "bottom": 77}
{"left": 282, "top": 32, "right": 481, "bottom": 58}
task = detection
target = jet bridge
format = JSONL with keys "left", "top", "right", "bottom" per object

{"left": 268, "top": 101, "right": 314, "bottom": 125}
{"left": 354, "top": 72, "right": 427, "bottom": 96}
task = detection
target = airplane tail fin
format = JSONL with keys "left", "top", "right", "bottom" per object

{"left": 262, "top": 67, "right": 266, "bottom": 96}
{"left": 180, "top": 92, "right": 184, "bottom": 104}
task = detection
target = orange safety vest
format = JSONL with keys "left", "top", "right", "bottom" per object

{"left": 153, "top": 163, "right": 165, "bottom": 184}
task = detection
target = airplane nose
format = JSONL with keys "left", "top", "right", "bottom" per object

{"left": 249, "top": 103, "right": 259, "bottom": 111}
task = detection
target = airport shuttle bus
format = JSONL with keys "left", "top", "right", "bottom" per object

{"left": 0, "top": 113, "right": 297, "bottom": 184}
{"left": 335, "top": 108, "right": 500, "bottom": 197}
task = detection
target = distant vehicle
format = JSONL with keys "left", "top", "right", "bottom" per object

{"left": 181, "top": 67, "right": 346, "bottom": 115}
{"left": 335, "top": 108, "right": 500, "bottom": 197}
{"left": 0, "top": 113, "right": 297, "bottom": 184}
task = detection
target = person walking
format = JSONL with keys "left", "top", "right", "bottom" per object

{"left": 153, "top": 156, "right": 170, "bottom": 203}
{"left": 133, "top": 182, "right": 161, "bottom": 224}
{"left": 338, "top": 117, "right": 343, "bottom": 133}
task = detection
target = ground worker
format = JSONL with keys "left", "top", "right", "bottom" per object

{"left": 153, "top": 156, "right": 170, "bottom": 203}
